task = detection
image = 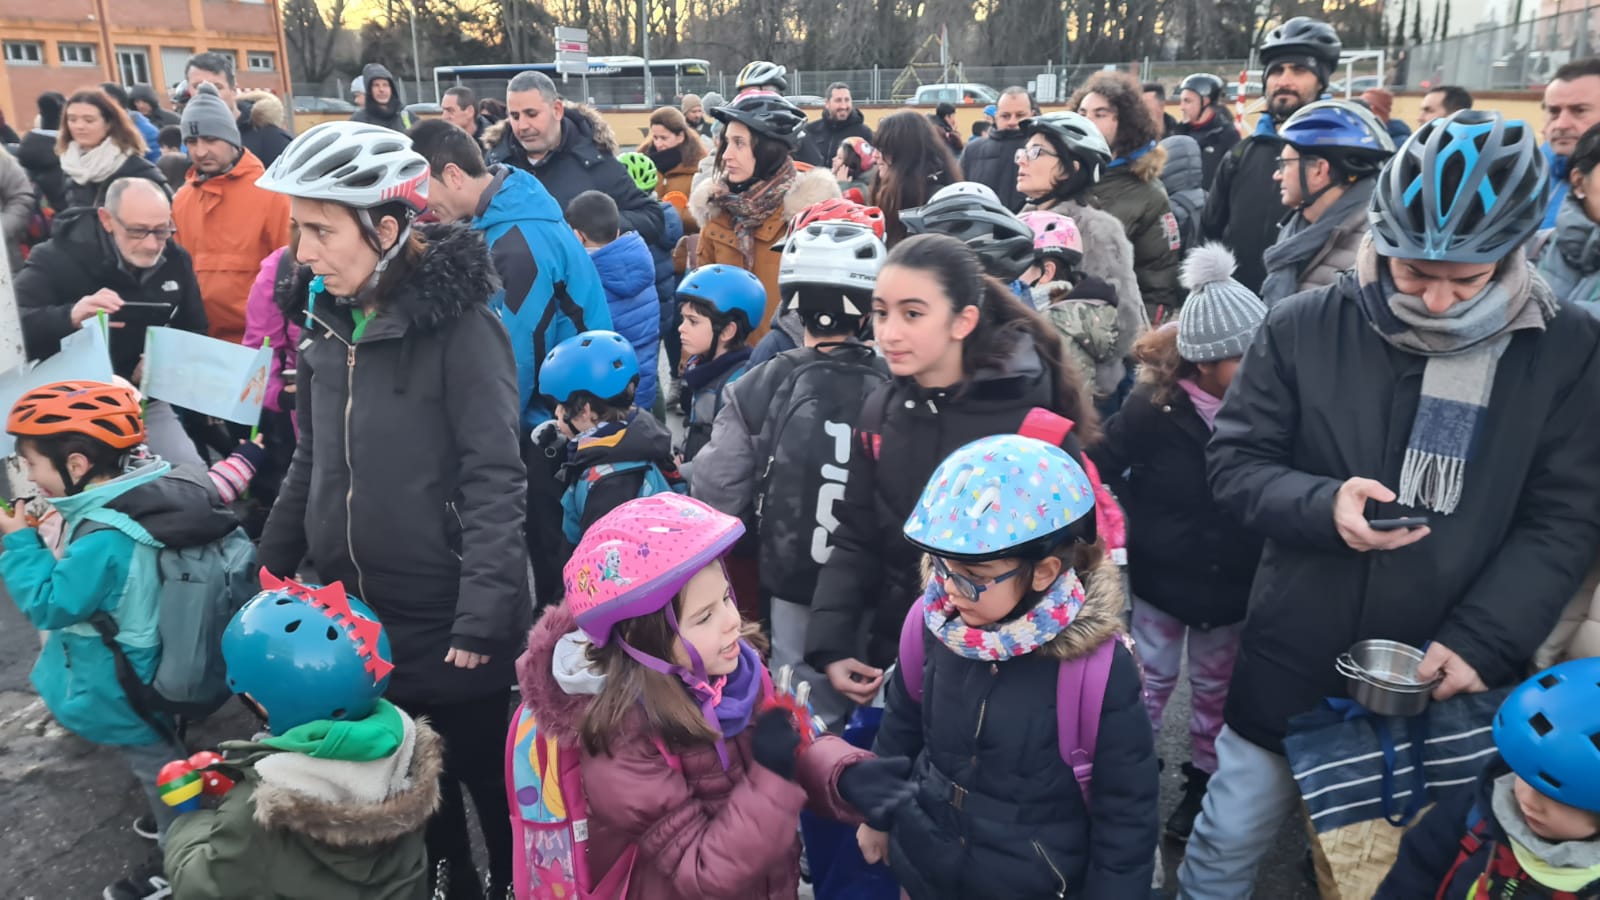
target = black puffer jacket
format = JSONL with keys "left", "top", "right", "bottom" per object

{"left": 874, "top": 560, "right": 1158, "bottom": 899}
{"left": 1174, "top": 111, "right": 1240, "bottom": 190}
{"left": 805, "top": 336, "right": 1075, "bottom": 670}
{"left": 13, "top": 207, "right": 208, "bottom": 378}
{"left": 257, "top": 224, "right": 532, "bottom": 706}
{"left": 804, "top": 108, "right": 872, "bottom": 166}
{"left": 1208, "top": 272, "right": 1600, "bottom": 753}
{"left": 958, "top": 127, "right": 1028, "bottom": 212}
{"left": 484, "top": 104, "right": 665, "bottom": 245}
{"left": 1089, "top": 383, "right": 1259, "bottom": 629}
{"left": 17, "top": 130, "right": 66, "bottom": 211}
{"left": 1200, "top": 129, "right": 1283, "bottom": 292}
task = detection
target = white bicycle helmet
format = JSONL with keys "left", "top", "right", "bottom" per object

{"left": 736, "top": 60, "right": 789, "bottom": 92}
{"left": 779, "top": 222, "right": 885, "bottom": 332}
{"left": 256, "top": 121, "right": 430, "bottom": 214}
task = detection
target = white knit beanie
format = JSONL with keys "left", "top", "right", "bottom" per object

{"left": 1177, "top": 244, "right": 1268, "bottom": 363}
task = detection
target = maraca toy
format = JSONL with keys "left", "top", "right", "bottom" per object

{"left": 761, "top": 665, "right": 829, "bottom": 750}
{"left": 157, "top": 759, "right": 202, "bottom": 813}
{"left": 187, "top": 751, "right": 235, "bottom": 796}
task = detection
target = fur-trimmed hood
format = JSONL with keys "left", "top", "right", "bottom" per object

{"left": 915, "top": 556, "right": 1126, "bottom": 661}
{"left": 686, "top": 164, "right": 840, "bottom": 232}
{"left": 243, "top": 711, "right": 444, "bottom": 848}
{"left": 517, "top": 604, "right": 597, "bottom": 746}
{"left": 1110, "top": 143, "right": 1167, "bottom": 185}
{"left": 278, "top": 222, "right": 499, "bottom": 333}
{"left": 238, "top": 91, "right": 285, "bottom": 129}
{"left": 482, "top": 101, "right": 618, "bottom": 159}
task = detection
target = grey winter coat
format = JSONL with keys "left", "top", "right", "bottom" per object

{"left": 1536, "top": 198, "right": 1600, "bottom": 312}
{"left": 0, "top": 149, "right": 33, "bottom": 272}
{"left": 257, "top": 224, "right": 532, "bottom": 707}
{"left": 1157, "top": 135, "right": 1204, "bottom": 255}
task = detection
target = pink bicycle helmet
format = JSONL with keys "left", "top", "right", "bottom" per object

{"left": 1018, "top": 210, "right": 1085, "bottom": 270}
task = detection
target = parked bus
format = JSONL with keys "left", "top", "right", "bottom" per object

{"left": 433, "top": 57, "right": 713, "bottom": 109}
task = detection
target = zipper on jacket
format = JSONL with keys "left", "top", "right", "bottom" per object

{"left": 1032, "top": 840, "right": 1068, "bottom": 898}
{"left": 342, "top": 340, "right": 369, "bottom": 603}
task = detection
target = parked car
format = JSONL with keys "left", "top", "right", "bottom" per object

{"left": 784, "top": 95, "right": 827, "bottom": 108}
{"left": 906, "top": 83, "right": 999, "bottom": 105}
{"left": 404, "top": 102, "right": 443, "bottom": 117}
{"left": 1329, "top": 75, "right": 1383, "bottom": 97}
{"left": 292, "top": 96, "right": 358, "bottom": 114}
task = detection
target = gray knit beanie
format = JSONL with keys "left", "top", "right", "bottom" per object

{"left": 180, "top": 82, "right": 241, "bottom": 148}
{"left": 701, "top": 91, "right": 726, "bottom": 112}
{"left": 1177, "top": 244, "right": 1268, "bottom": 363}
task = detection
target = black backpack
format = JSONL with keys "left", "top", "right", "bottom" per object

{"left": 741, "top": 343, "right": 889, "bottom": 603}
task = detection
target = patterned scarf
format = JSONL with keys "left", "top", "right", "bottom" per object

{"left": 709, "top": 158, "right": 797, "bottom": 269}
{"left": 1354, "top": 236, "right": 1556, "bottom": 514}
{"left": 922, "top": 566, "right": 1087, "bottom": 662}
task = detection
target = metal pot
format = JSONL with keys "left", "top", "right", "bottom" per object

{"left": 1334, "top": 640, "right": 1442, "bottom": 717}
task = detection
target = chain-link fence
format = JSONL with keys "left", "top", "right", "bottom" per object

{"left": 1399, "top": 8, "right": 1600, "bottom": 92}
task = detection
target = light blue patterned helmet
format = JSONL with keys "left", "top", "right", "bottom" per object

{"left": 903, "top": 434, "right": 1096, "bottom": 562}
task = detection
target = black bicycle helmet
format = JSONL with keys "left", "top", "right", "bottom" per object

{"left": 900, "top": 182, "right": 1037, "bottom": 281}
{"left": 710, "top": 91, "right": 807, "bottom": 151}
{"left": 1369, "top": 110, "right": 1547, "bottom": 264}
{"left": 1260, "top": 17, "right": 1342, "bottom": 86}
{"left": 1179, "top": 74, "right": 1226, "bottom": 110}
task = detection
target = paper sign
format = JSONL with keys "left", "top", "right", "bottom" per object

{"left": 0, "top": 323, "right": 115, "bottom": 457}
{"left": 141, "top": 327, "right": 271, "bottom": 426}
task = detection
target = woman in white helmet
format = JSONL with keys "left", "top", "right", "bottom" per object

{"left": 252, "top": 120, "right": 528, "bottom": 900}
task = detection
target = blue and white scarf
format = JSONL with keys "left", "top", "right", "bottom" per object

{"left": 1354, "top": 236, "right": 1556, "bottom": 514}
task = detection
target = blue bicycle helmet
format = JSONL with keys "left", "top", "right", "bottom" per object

{"left": 539, "top": 330, "right": 639, "bottom": 405}
{"left": 903, "top": 434, "right": 1097, "bottom": 562}
{"left": 1369, "top": 110, "right": 1547, "bottom": 264}
{"left": 222, "top": 575, "right": 394, "bottom": 734}
{"left": 1278, "top": 100, "right": 1395, "bottom": 179}
{"left": 1493, "top": 658, "right": 1600, "bottom": 813}
{"left": 677, "top": 264, "right": 768, "bottom": 331}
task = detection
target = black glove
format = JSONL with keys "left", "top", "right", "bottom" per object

{"left": 232, "top": 438, "right": 269, "bottom": 470}
{"left": 838, "top": 756, "right": 915, "bottom": 831}
{"left": 750, "top": 708, "right": 802, "bottom": 781}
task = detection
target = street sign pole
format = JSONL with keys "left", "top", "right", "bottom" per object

{"left": 555, "top": 25, "right": 589, "bottom": 99}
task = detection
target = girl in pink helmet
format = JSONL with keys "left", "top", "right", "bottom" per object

{"left": 1018, "top": 209, "right": 1128, "bottom": 408}
{"left": 515, "top": 493, "right": 872, "bottom": 899}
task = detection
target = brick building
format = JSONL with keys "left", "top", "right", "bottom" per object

{"left": 0, "top": 0, "right": 291, "bottom": 132}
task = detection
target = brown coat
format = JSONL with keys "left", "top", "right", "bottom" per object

{"left": 688, "top": 165, "right": 840, "bottom": 342}
{"left": 658, "top": 160, "right": 701, "bottom": 233}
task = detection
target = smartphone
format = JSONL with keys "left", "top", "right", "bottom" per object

{"left": 281, "top": 368, "right": 297, "bottom": 385}
{"left": 1369, "top": 516, "right": 1430, "bottom": 531}
{"left": 112, "top": 302, "right": 176, "bottom": 327}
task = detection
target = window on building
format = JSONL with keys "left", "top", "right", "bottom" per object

{"left": 3, "top": 41, "right": 44, "bottom": 65}
{"left": 247, "top": 51, "right": 274, "bottom": 72}
{"left": 59, "top": 43, "right": 97, "bottom": 66}
{"left": 116, "top": 46, "right": 151, "bottom": 86}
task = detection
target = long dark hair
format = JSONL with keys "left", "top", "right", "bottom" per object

{"left": 870, "top": 111, "right": 962, "bottom": 245}
{"left": 715, "top": 127, "right": 791, "bottom": 186}
{"left": 645, "top": 106, "right": 707, "bottom": 171}
{"left": 886, "top": 234, "right": 1099, "bottom": 444}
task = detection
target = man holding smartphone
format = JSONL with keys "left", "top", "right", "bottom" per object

{"left": 1181, "top": 112, "right": 1600, "bottom": 896}
{"left": 11, "top": 177, "right": 209, "bottom": 470}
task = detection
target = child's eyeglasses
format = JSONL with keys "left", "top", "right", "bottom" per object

{"left": 932, "top": 556, "right": 1026, "bottom": 599}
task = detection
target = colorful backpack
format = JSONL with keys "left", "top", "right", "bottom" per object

{"left": 560, "top": 460, "right": 687, "bottom": 546}
{"left": 897, "top": 602, "right": 1118, "bottom": 807}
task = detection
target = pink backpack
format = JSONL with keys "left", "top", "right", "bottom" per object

{"left": 897, "top": 601, "right": 1116, "bottom": 807}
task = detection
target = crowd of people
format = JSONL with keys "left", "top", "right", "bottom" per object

{"left": 4, "top": 18, "right": 1600, "bottom": 900}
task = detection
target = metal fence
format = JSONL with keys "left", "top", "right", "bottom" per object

{"left": 1399, "top": 7, "right": 1600, "bottom": 92}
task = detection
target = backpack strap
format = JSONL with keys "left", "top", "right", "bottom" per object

{"left": 1019, "top": 407, "right": 1075, "bottom": 446}
{"left": 1056, "top": 637, "right": 1116, "bottom": 808}
{"left": 857, "top": 384, "right": 895, "bottom": 462}
{"left": 898, "top": 601, "right": 926, "bottom": 703}
{"left": 1435, "top": 808, "right": 1491, "bottom": 900}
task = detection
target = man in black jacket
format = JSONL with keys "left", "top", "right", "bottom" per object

{"left": 349, "top": 62, "right": 413, "bottom": 133}
{"left": 1174, "top": 73, "right": 1240, "bottom": 188}
{"left": 805, "top": 83, "right": 873, "bottom": 164}
{"left": 957, "top": 86, "right": 1031, "bottom": 212}
{"left": 1201, "top": 18, "right": 1341, "bottom": 292}
{"left": 13, "top": 178, "right": 208, "bottom": 469}
{"left": 487, "top": 70, "right": 664, "bottom": 245}
{"left": 183, "top": 52, "right": 292, "bottom": 167}
{"left": 1178, "top": 111, "right": 1600, "bottom": 898}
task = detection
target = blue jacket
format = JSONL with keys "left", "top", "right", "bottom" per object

{"left": 131, "top": 110, "right": 162, "bottom": 163}
{"left": 589, "top": 231, "right": 662, "bottom": 410}
{"left": 1544, "top": 143, "right": 1571, "bottom": 229}
{"left": 1, "top": 461, "right": 171, "bottom": 745}
{"left": 473, "top": 166, "right": 611, "bottom": 429}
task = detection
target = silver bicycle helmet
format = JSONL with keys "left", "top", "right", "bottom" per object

{"left": 901, "top": 182, "right": 1037, "bottom": 282}
{"left": 256, "top": 121, "right": 429, "bottom": 213}
{"left": 736, "top": 61, "right": 789, "bottom": 93}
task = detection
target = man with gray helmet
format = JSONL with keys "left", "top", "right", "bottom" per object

{"left": 1180, "top": 110, "right": 1600, "bottom": 897}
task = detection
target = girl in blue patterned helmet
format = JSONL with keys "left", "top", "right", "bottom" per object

{"left": 841, "top": 432, "right": 1158, "bottom": 897}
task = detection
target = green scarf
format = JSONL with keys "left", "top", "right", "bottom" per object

{"left": 259, "top": 698, "right": 405, "bottom": 762}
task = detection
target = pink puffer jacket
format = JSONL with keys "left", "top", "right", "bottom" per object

{"left": 242, "top": 247, "right": 302, "bottom": 418}
{"left": 517, "top": 603, "right": 869, "bottom": 900}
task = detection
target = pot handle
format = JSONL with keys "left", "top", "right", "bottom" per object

{"left": 1334, "top": 653, "right": 1367, "bottom": 681}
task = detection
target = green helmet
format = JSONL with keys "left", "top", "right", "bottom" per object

{"left": 618, "top": 152, "right": 659, "bottom": 193}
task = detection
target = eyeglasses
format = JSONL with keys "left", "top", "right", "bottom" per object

{"left": 932, "top": 556, "right": 1026, "bottom": 599}
{"left": 1014, "top": 145, "right": 1060, "bottom": 163}
{"left": 1274, "top": 156, "right": 1319, "bottom": 172}
{"left": 112, "top": 214, "right": 177, "bottom": 242}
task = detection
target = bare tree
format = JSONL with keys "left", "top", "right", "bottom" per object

{"left": 284, "top": 0, "right": 349, "bottom": 86}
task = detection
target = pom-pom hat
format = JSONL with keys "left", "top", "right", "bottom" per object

{"left": 1177, "top": 244, "right": 1269, "bottom": 363}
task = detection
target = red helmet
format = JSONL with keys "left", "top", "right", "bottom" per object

{"left": 791, "top": 198, "right": 886, "bottom": 239}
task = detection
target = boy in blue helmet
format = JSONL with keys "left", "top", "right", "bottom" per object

{"left": 1377, "top": 658, "right": 1600, "bottom": 899}
{"left": 163, "top": 573, "right": 442, "bottom": 900}
{"left": 831, "top": 434, "right": 1159, "bottom": 898}
{"left": 675, "top": 264, "right": 765, "bottom": 471}
{"left": 538, "top": 329, "right": 684, "bottom": 556}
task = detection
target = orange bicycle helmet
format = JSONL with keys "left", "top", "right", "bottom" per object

{"left": 8, "top": 381, "right": 146, "bottom": 449}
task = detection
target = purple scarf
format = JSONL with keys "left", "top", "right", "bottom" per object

{"left": 1178, "top": 378, "right": 1223, "bottom": 431}
{"left": 707, "top": 641, "right": 764, "bottom": 739}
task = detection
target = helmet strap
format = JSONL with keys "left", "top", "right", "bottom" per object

{"left": 356, "top": 207, "right": 415, "bottom": 296}
{"left": 1296, "top": 158, "right": 1337, "bottom": 212}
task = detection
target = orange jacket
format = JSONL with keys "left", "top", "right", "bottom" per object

{"left": 172, "top": 150, "right": 290, "bottom": 345}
